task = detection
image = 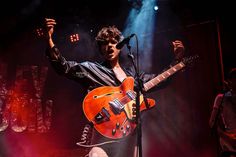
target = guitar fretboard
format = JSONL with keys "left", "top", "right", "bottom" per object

{"left": 143, "top": 61, "right": 186, "bottom": 91}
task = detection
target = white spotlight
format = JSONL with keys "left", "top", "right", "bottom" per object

{"left": 154, "top": 5, "right": 158, "bottom": 11}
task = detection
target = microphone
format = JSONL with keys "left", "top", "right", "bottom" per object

{"left": 116, "top": 34, "right": 135, "bottom": 49}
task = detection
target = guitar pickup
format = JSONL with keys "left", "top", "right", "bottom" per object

{"left": 109, "top": 99, "right": 124, "bottom": 114}
{"left": 94, "top": 107, "right": 111, "bottom": 124}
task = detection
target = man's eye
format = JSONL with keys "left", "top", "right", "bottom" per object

{"left": 102, "top": 41, "right": 109, "bottom": 45}
{"left": 110, "top": 40, "right": 118, "bottom": 44}
{"left": 111, "top": 42, "right": 117, "bottom": 44}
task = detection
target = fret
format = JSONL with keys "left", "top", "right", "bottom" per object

{"left": 155, "top": 77, "right": 162, "bottom": 82}
{"left": 164, "top": 72, "right": 171, "bottom": 77}
{"left": 144, "top": 81, "right": 152, "bottom": 91}
{"left": 169, "top": 69, "right": 175, "bottom": 73}
{"left": 150, "top": 80, "right": 155, "bottom": 86}
{"left": 150, "top": 81, "right": 155, "bottom": 86}
{"left": 143, "top": 82, "right": 150, "bottom": 91}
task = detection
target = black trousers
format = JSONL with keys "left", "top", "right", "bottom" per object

{"left": 90, "top": 128, "right": 137, "bottom": 157}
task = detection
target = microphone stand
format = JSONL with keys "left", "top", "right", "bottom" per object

{"left": 126, "top": 35, "right": 149, "bottom": 157}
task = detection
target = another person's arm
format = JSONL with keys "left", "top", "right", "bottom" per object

{"left": 209, "top": 93, "right": 224, "bottom": 129}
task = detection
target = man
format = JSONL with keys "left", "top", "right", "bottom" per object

{"left": 209, "top": 68, "right": 236, "bottom": 157}
{"left": 43, "top": 18, "right": 185, "bottom": 157}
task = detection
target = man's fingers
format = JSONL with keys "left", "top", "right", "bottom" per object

{"left": 44, "top": 18, "right": 57, "bottom": 25}
{"left": 172, "top": 41, "right": 184, "bottom": 48}
{"left": 46, "top": 21, "right": 57, "bottom": 25}
{"left": 46, "top": 24, "right": 55, "bottom": 28}
{"left": 45, "top": 18, "right": 55, "bottom": 22}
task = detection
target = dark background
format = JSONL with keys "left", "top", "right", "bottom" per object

{"left": 0, "top": 0, "right": 235, "bottom": 157}
{"left": 0, "top": 0, "right": 234, "bottom": 72}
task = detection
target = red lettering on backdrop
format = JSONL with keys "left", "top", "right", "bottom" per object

{"left": 0, "top": 63, "right": 9, "bottom": 131}
{"left": 0, "top": 63, "right": 53, "bottom": 133}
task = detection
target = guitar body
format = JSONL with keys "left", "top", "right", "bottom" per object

{"left": 83, "top": 77, "right": 155, "bottom": 139}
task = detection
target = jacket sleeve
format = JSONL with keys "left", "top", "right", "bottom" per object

{"left": 45, "top": 46, "right": 88, "bottom": 80}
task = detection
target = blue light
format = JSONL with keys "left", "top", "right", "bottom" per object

{"left": 123, "top": 0, "right": 157, "bottom": 70}
{"left": 154, "top": 5, "right": 158, "bottom": 11}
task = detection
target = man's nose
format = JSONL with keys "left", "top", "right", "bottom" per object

{"left": 108, "top": 42, "right": 113, "bottom": 48}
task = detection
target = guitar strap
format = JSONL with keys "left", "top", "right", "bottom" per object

{"left": 76, "top": 123, "right": 120, "bottom": 148}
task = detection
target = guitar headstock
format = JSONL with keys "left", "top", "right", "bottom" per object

{"left": 182, "top": 54, "right": 199, "bottom": 65}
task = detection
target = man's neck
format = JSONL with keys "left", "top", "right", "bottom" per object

{"left": 109, "top": 59, "right": 120, "bottom": 69}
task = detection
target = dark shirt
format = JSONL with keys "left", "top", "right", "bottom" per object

{"left": 211, "top": 91, "right": 236, "bottom": 155}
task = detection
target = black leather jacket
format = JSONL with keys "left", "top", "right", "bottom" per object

{"left": 46, "top": 46, "right": 157, "bottom": 93}
{"left": 46, "top": 46, "right": 172, "bottom": 155}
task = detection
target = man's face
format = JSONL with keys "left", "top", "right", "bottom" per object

{"left": 100, "top": 39, "right": 120, "bottom": 61}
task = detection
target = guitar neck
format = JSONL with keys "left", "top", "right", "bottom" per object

{"left": 143, "top": 61, "right": 186, "bottom": 91}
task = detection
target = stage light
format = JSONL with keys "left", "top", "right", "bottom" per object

{"left": 154, "top": 5, "right": 158, "bottom": 11}
{"left": 123, "top": 0, "right": 156, "bottom": 70}
{"left": 35, "top": 28, "right": 44, "bottom": 37}
{"left": 70, "top": 33, "right": 80, "bottom": 43}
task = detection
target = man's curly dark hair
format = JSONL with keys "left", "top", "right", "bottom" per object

{"left": 95, "top": 26, "right": 123, "bottom": 47}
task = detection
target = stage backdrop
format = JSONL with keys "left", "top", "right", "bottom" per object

{"left": 0, "top": 18, "right": 225, "bottom": 157}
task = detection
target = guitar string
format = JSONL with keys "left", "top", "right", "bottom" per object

{"left": 119, "top": 91, "right": 136, "bottom": 106}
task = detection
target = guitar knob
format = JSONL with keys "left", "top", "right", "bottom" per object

{"left": 126, "top": 125, "right": 130, "bottom": 131}
{"left": 123, "top": 130, "right": 126, "bottom": 136}
{"left": 116, "top": 122, "right": 120, "bottom": 128}
{"left": 132, "top": 108, "right": 136, "bottom": 115}
{"left": 112, "top": 129, "right": 116, "bottom": 135}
